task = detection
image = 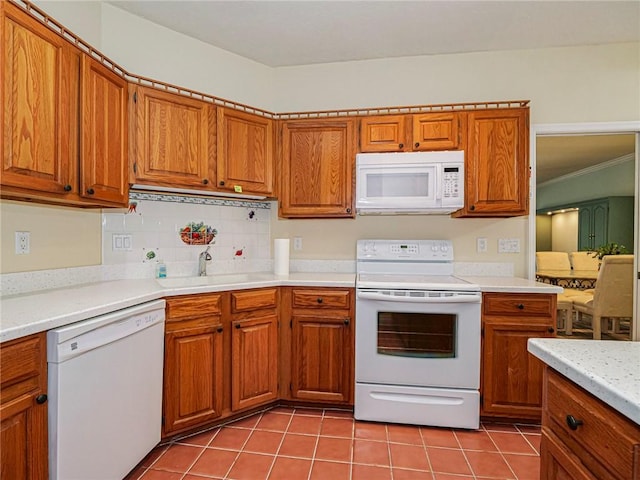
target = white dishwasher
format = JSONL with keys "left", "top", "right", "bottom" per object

{"left": 48, "top": 299, "right": 165, "bottom": 480}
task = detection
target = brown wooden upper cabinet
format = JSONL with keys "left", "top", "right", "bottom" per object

{"left": 1, "top": 2, "right": 128, "bottom": 207}
{"left": 130, "top": 85, "right": 216, "bottom": 191}
{"left": 279, "top": 118, "right": 357, "bottom": 218}
{"left": 360, "top": 112, "right": 464, "bottom": 153}
{"left": 217, "top": 108, "right": 274, "bottom": 196}
{"left": 453, "top": 108, "right": 529, "bottom": 217}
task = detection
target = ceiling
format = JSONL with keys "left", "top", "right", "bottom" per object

{"left": 105, "top": 1, "right": 638, "bottom": 180}
{"left": 107, "top": 1, "right": 640, "bottom": 68}
{"left": 536, "top": 134, "right": 636, "bottom": 184}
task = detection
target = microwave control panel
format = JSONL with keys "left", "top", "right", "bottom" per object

{"left": 442, "top": 166, "right": 463, "bottom": 201}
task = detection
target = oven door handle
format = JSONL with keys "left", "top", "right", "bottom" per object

{"left": 357, "top": 291, "right": 481, "bottom": 303}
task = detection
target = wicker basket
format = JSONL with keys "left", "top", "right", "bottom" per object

{"left": 180, "top": 232, "right": 215, "bottom": 245}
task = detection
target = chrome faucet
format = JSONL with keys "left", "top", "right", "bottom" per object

{"left": 198, "top": 246, "right": 212, "bottom": 276}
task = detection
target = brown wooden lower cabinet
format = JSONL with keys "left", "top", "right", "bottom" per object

{"left": 0, "top": 333, "right": 49, "bottom": 480}
{"left": 481, "top": 293, "right": 556, "bottom": 420}
{"left": 230, "top": 289, "right": 279, "bottom": 411}
{"left": 162, "top": 294, "right": 225, "bottom": 437}
{"left": 281, "top": 287, "right": 354, "bottom": 405}
{"left": 540, "top": 367, "right": 640, "bottom": 480}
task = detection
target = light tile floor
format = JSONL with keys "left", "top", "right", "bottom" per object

{"left": 126, "top": 407, "right": 541, "bottom": 480}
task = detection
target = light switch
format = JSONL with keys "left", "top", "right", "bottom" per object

{"left": 498, "top": 238, "right": 521, "bottom": 253}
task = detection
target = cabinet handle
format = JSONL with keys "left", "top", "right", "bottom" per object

{"left": 346, "top": 208, "right": 352, "bottom": 214}
{"left": 202, "top": 178, "right": 209, "bottom": 185}
{"left": 343, "top": 318, "right": 350, "bottom": 326}
{"left": 219, "top": 180, "right": 225, "bottom": 186}
{"left": 398, "top": 143, "right": 404, "bottom": 149}
{"left": 35, "top": 394, "right": 48, "bottom": 405}
{"left": 217, "top": 326, "right": 223, "bottom": 333}
{"left": 414, "top": 142, "right": 420, "bottom": 148}
{"left": 316, "top": 297, "right": 323, "bottom": 304}
{"left": 86, "top": 188, "right": 95, "bottom": 195}
{"left": 547, "top": 327, "right": 555, "bottom": 334}
{"left": 516, "top": 304, "right": 525, "bottom": 310}
{"left": 235, "top": 323, "right": 241, "bottom": 329}
{"left": 566, "top": 415, "right": 584, "bottom": 431}
{"left": 63, "top": 184, "right": 72, "bottom": 192}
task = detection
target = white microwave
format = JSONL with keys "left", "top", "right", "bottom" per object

{"left": 355, "top": 151, "right": 465, "bottom": 215}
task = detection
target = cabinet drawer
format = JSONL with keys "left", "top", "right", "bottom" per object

{"left": 483, "top": 293, "right": 554, "bottom": 317}
{"left": 292, "top": 289, "right": 351, "bottom": 309}
{"left": 0, "top": 333, "right": 46, "bottom": 405}
{"left": 231, "top": 288, "right": 277, "bottom": 313}
{"left": 545, "top": 369, "right": 640, "bottom": 480}
{"left": 166, "top": 294, "right": 222, "bottom": 320}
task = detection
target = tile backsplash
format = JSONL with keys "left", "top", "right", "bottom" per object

{"left": 102, "top": 192, "right": 272, "bottom": 277}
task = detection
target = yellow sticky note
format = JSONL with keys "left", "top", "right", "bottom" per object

{"left": 234, "top": 185, "right": 243, "bottom": 193}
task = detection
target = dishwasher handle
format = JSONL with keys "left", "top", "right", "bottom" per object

{"left": 357, "top": 290, "right": 481, "bottom": 303}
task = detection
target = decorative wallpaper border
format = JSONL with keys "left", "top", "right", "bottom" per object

{"left": 129, "top": 191, "right": 272, "bottom": 209}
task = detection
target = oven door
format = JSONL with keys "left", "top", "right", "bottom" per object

{"left": 355, "top": 289, "right": 481, "bottom": 389}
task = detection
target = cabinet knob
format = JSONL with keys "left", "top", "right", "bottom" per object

{"left": 86, "top": 188, "right": 95, "bottom": 195}
{"left": 63, "top": 184, "right": 72, "bottom": 192}
{"left": 566, "top": 415, "right": 584, "bottom": 431}
{"left": 217, "top": 326, "right": 223, "bottom": 333}
{"left": 202, "top": 178, "right": 209, "bottom": 185}
{"left": 316, "top": 297, "right": 323, "bottom": 304}
{"left": 398, "top": 143, "right": 404, "bottom": 149}
{"left": 516, "top": 304, "right": 525, "bottom": 310}
{"left": 36, "top": 394, "right": 48, "bottom": 405}
{"left": 414, "top": 142, "right": 420, "bottom": 148}
{"left": 470, "top": 205, "right": 476, "bottom": 211}
{"left": 235, "top": 323, "right": 241, "bottom": 329}
{"left": 547, "top": 327, "right": 555, "bottom": 334}
{"left": 219, "top": 180, "right": 225, "bottom": 186}
{"left": 346, "top": 208, "right": 352, "bottom": 214}
{"left": 343, "top": 318, "right": 350, "bottom": 326}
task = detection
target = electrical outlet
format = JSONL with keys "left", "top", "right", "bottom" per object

{"left": 293, "top": 237, "right": 303, "bottom": 251}
{"left": 15, "top": 231, "right": 30, "bottom": 255}
{"left": 476, "top": 237, "right": 487, "bottom": 253}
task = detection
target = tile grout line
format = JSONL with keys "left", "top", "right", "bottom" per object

{"left": 305, "top": 408, "right": 322, "bottom": 480}
{"left": 263, "top": 408, "right": 296, "bottom": 480}
{"left": 220, "top": 413, "right": 262, "bottom": 480}
{"left": 418, "top": 427, "right": 435, "bottom": 480}
{"left": 452, "top": 428, "right": 478, "bottom": 480}
{"left": 482, "top": 425, "right": 519, "bottom": 480}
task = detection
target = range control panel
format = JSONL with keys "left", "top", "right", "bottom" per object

{"left": 357, "top": 239, "right": 453, "bottom": 261}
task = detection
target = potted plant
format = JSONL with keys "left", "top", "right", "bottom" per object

{"left": 589, "top": 242, "right": 628, "bottom": 260}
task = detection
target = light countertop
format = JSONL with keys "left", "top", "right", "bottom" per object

{"left": 528, "top": 338, "right": 640, "bottom": 425}
{"left": 1, "top": 272, "right": 559, "bottom": 343}
{"left": 460, "top": 276, "right": 562, "bottom": 294}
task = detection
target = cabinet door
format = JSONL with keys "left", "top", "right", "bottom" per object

{"left": 217, "top": 108, "right": 273, "bottom": 195}
{"left": 280, "top": 119, "right": 356, "bottom": 218}
{"left": 591, "top": 202, "right": 608, "bottom": 248}
{"left": 231, "top": 314, "right": 278, "bottom": 411}
{"left": 291, "top": 315, "right": 351, "bottom": 403}
{"left": 482, "top": 318, "right": 555, "bottom": 419}
{"left": 80, "top": 55, "right": 128, "bottom": 205}
{"left": 0, "top": 333, "right": 48, "bottom": 480}
{"left": 540, "top": 429, "right": 597, "bottom": 480}
{"left": 1, "top": 2, "right": 78, "bottom": 196}
{"left": 412, "top": 112, "right": 462, "bottom": 151}
{"left": 458, "top": 108, "right": 529, "bottom": 217}
{"left": 163, "top": 324, "right": 223, "bottom": 436}
{"left": 578, "top": 205, "right": 594, "bottom": 251}
{"left": 131, "top": 85, "right": 215, "bottom": 190}
{"left": 360, "top": 115, "right": 408, "bottom": 152}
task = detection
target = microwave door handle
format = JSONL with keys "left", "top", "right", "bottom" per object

{"left": 435, "top": 167, "right": 442, "bottom": 200}
{"left": 357, "top": 291, "right": 480, "bottom": 303}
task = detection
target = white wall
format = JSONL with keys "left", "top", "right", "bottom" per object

{"left": 32, "top": 1, "right": 102, "bottom": 48}
{"left": 551, "top": 211, "right": 579, "bottom": 252}
{"left": 100, "top": 4, "right": 276, "bottom": 112}
{"left": 273, "top": 43, "right": 640, "bottom": 124}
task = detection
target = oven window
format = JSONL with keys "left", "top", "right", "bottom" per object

{"left": 377, "top": 312, "right": 456, "bottom": 358}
